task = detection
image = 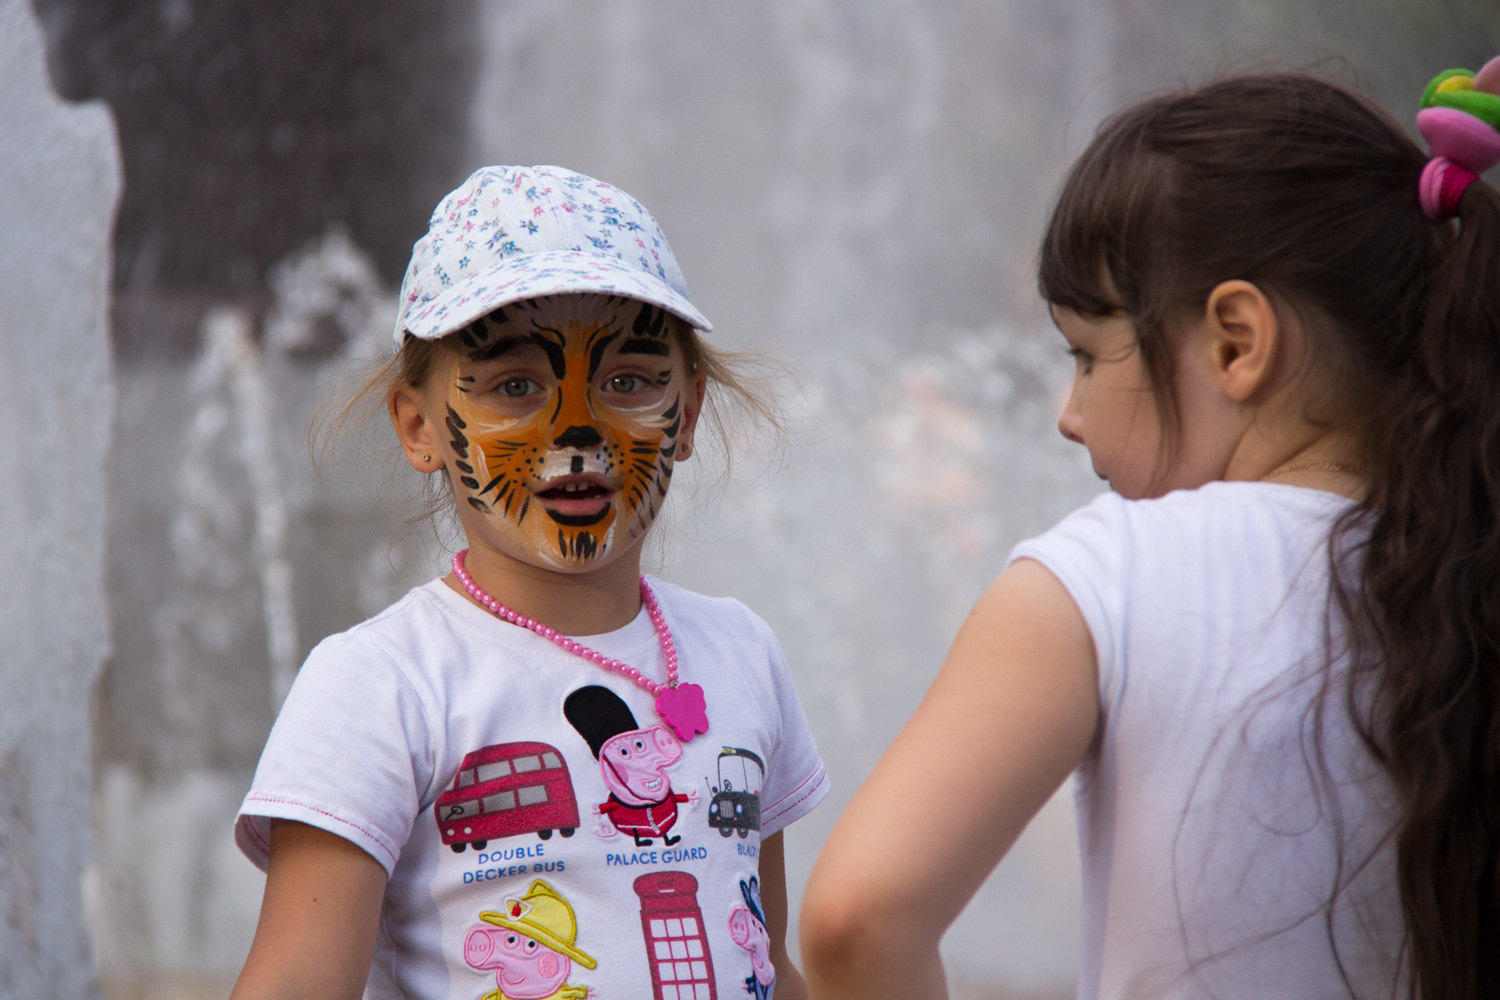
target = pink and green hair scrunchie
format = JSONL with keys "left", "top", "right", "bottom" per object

{"left": 1417, "top": 57, "right": 1500, "bottom": 221}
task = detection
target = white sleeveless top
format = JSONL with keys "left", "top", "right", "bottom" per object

{"left": 1011, "top": 482, "right": 1406, "bottom": 1000}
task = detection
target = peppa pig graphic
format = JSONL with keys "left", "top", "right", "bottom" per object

{"left": 465, "top": 879, "right": 596, "bottom": 1000}
{"left": 564, "top": 685, "right": 698, "bottom": 847}
{"left": 728, "top": 877, "right": 775, "bottom": 1000}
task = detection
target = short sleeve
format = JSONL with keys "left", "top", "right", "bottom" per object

{"left": 1007, "top": 491, "right": 1128, "bottom": 713}
{"left": 755, "top": 627, "right": 829, "bottom": 837}
{"left": 234, "top": 632, "right": 436, "bottom": 876}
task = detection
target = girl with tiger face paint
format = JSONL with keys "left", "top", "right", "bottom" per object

{"left": 234, "top": 167, "right": 824, "bottom": 1000}
{"left": 414, "top": 293, "right": 704, "bottom": 574}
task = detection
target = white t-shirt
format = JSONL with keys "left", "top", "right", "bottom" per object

{"left": 1009, "top": 482, "right": 1406, "bottom": 1000}
{"left": 236, "top": 577, "right": 827, "bottom": 1000}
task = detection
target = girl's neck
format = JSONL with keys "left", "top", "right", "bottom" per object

{"left": 443, "top": 542, "right": 647, "bottom": 636}
{"left": 1227, "top": 433, "right": 1367, "bottom": 501}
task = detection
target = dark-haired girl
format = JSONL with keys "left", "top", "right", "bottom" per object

{"left": 802, "top": 64, "right": 1500, "bottom": 1000}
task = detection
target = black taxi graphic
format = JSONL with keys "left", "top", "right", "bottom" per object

{"left": 705, "top": 747, "right": 762, "bottom": 838}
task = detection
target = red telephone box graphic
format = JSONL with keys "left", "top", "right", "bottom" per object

{"left": 435, "top": 741, "right": 581, "bottom": 851}
{"left": 634, "top": 872, "right": 717, "bottom": 1000}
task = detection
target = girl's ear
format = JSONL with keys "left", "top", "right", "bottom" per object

{"left": 676, "top": 371, "right": 710, "bottom": 460}
{"left": 1202, "top": 280, "right": 1281, "bottom": 404}
{"left": 389, "top": 383, "right": 446, "bottom": 474}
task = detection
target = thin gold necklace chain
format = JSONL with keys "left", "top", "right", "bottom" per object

{"left": 1259, "top": 461, "right": 1363, "bottom": 481}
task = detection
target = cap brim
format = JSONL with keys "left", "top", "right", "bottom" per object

{"left": 399, "top": 249, "right": 713, "bottom": 344}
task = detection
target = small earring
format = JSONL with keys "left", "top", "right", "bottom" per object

{"left": 677, "top": 441, "right": 692, "bottom": 458}
{"left": 422, "top": 454, "right": 431, "bottom": 463}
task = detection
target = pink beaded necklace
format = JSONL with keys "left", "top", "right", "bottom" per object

{"left": 452, "top": 549, "right": 709, "bottom": 741}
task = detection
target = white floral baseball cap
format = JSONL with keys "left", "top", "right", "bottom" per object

{"left": 392, "top": 165, "right": 712, "bottom": 351}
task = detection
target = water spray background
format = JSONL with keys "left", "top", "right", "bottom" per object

{"left": 33, "top": 0, "right": 1500, "bottom": 995}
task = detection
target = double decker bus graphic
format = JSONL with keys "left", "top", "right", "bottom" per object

{"left": 634, "top": 871, "right": 717, "bottom": 1000}
{"left": 435, "top": 741, "right": 581, "bottom": 851}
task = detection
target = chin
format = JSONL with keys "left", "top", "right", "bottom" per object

{"left": 492, "top": 534, "right": 618, "bottom": 573}
{"left": 1107, "top": 472, "right": 1165, "bottom": 501}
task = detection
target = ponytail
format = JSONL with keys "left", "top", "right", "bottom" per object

{"left": 1344, "top": 176, "right": 1500, "bottom": 997}
{"left": 1039, "top": 73, "right": 1500, "bottom": 998}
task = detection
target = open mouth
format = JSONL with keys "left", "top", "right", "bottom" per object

{"left": 534, "top": 476, "right": 615, "bottom": 526}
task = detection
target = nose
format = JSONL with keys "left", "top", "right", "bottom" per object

{"left": 549, "top": 356, "right": 601, "bottom": 450}
{"left": 1057, "top": 384, "right": 1084, "bottom": 445}
{"left": 464, "top": 927, "right": 501, "bottom": 969}
{"left": 728, "top": 907, "right": 751, "bottom": 945}
{"left": 553, "top": 425, "right": 603, "bottom": 449}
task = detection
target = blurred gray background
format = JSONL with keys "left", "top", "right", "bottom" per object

{"left": 6, "top": 1, "right": 1500, "bottom": 997}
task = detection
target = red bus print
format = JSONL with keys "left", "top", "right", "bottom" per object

{"left": 435, "top": 741, "right": 581, "bottom": 851}
{"left": 634, "top": 871, "right": 717, "bottom": 1000}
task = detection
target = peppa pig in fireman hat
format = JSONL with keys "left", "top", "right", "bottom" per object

{"left": 466, "top": 879, "right": 596, "bottom": 1000}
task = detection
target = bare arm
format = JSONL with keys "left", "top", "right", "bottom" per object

{"left": 230, "top": 819, "right": 388, "bottom": 1000}
{"left": 759, "top": 830, "right": 808, "bottom": 1000}
{"left": 799, "top": 559, "right": 1098, "bottom": 1000}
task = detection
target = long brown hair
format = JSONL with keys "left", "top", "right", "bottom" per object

{"left": 1040, "top": 74, "right": 1500, "bottom": 998}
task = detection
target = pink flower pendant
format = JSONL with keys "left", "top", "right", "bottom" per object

{"left": 655, "top": 682, "right": 709, "bottom": 741}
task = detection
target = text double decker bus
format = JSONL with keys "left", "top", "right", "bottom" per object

{"left": 435, "top": 741, "right": 581, "bottom": 851}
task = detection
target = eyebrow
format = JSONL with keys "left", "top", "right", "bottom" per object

{"left": 616, "top": 337, "right": 672, "bottom": 357}
{"left": 467, "top": 334, "right": 535, "bottom": 362}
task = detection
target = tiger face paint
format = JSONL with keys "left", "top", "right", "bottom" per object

{"left": 433, "top": 295, "right": 699, "bottom": 573}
